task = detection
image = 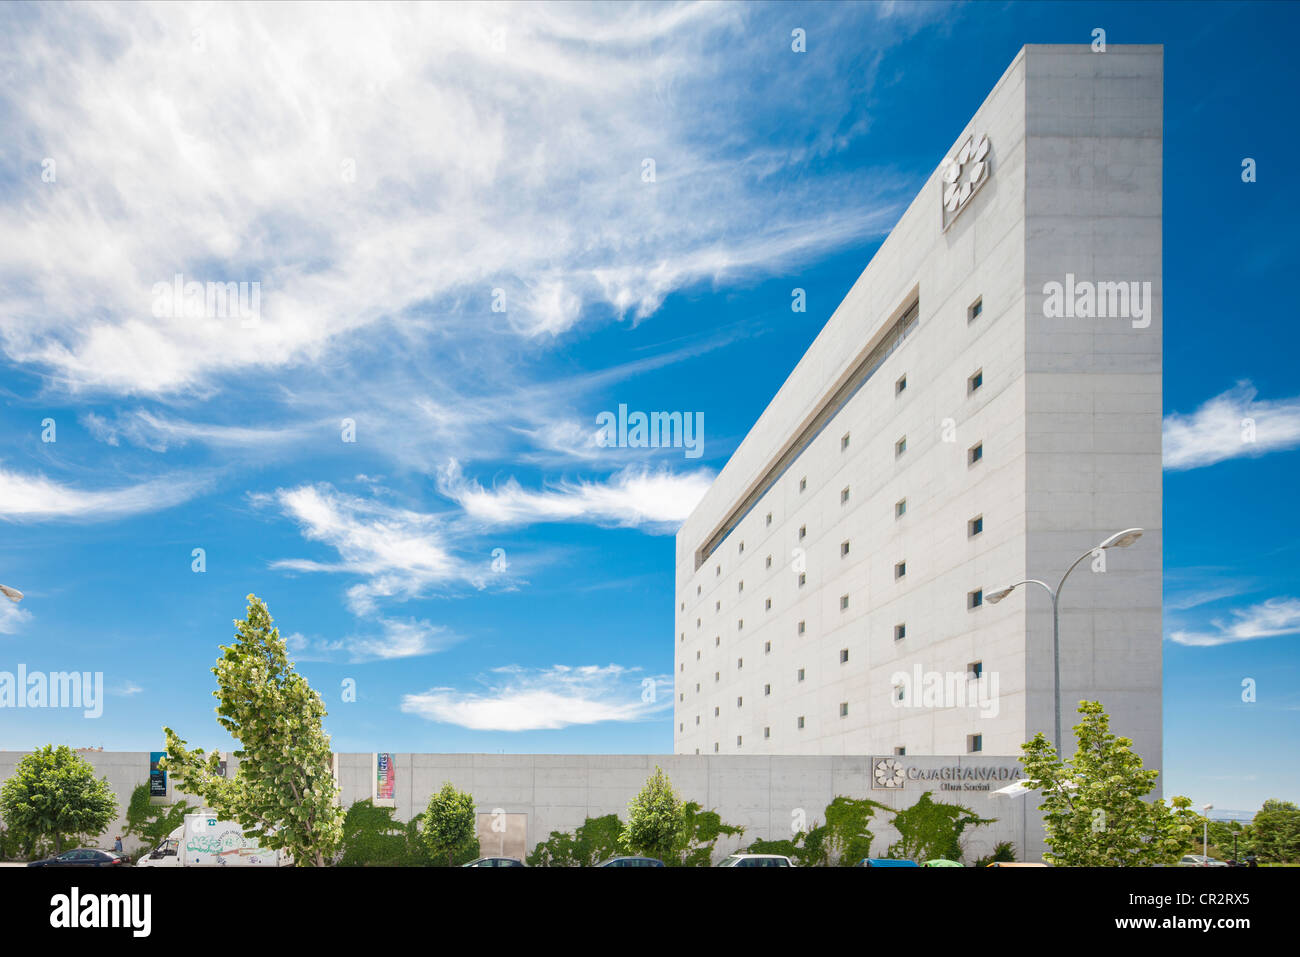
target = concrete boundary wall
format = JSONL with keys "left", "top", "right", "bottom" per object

{"left": 0, "top": 750, "right": 1045, "bottom": 862}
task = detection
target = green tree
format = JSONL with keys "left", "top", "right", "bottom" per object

{"left": 887, "top": 791, "right": 995, "bottom": 862}
{"left": 527, "top": 814, "right": 625, "bottom": 867}
{"left": 162, "top": 594, "right": 343, "bottom": 866}
{"left": 1252, "top": 799, "right": 1300, "bottom": 863}
{"left": 1020, "top": 700, "right": 1198, "bottom": 866}
{"left": 421, "top": 783, "right": 479, "bottom": 866}
{"left": 621, "top": 766, "right": 687, "bottom": 862}
{"left": 672, "top": 802, "right": 745, "bottom": 866}
{"left": 974, "top": 841, "right": 1017, "bottom": 867}
{"left": 123, "top": 783, "right": 191, "bottom": 847}
{"left": 0, "top": 745, "right": 116, "bottom": 854}
{"left": 338, "top": 799, "right": 423, "bottom": 866}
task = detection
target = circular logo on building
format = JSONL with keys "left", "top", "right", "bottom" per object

{"left": 940, "top": 133, "right": 990, "bottom": 227}
{"left": 872, "top": 757, "right": 906, "bottom": 789}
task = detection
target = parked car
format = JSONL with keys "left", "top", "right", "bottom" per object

{"left": 1177, "top": 855, "right": 1229, "bottom": 867}
{"left": 986, "top": 861, "right": 1048, "bottom": 867}
{"left": 596, "top": 856, "right": 665, "bottom": 867}
{"left": 28, "top": 848, "right": 130, "bottom": 867}
{"left": 856, "top": 858, "right": 919, "bottom": 867}
{"left": 462, "top": 857, "right": 525, "bottom": 867}
{"left": 921, "top": 859, "right": 964, "bottom": 867}
{"left": 717, "top": 853, "right": 794, "bottom": 867}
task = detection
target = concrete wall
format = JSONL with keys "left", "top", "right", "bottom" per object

{"left": 0, "top": 750, "right": 1045, "bottom": 863}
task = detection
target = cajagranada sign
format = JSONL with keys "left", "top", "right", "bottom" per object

{"left": 871, "top": 757, "right": 1023, "bottom": 793}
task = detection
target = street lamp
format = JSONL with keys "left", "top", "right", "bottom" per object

{"left": 985, "top": 527, "right": 1144, "bottom": 755}
{"left": 0, "top": 584, "right": 22, "bottom": 603}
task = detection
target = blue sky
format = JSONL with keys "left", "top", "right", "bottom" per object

{"left": 1, "top": 1, "right": 1297, "bottom": 813}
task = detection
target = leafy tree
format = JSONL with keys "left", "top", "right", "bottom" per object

{"left": 887, "top": 791, "right": 994, "bottom": 862}
{"left": 162, "top": 594, "right": 343, "bottom": 866}
{"left": 421, "top": 783, "right": 479, "bottom": 866}
{"left": 123, "top": 783, "right": 191, "bottom": 847}
{"left": 527, "top": 814, "right": 625, "bottom": 867}
{"left": 621, "top": 766, "right": 687, "bottom": 862}
{"left": 1020, "top": 700, "right": 1198, "bottom": 866}
{"left": 0, "top": 745, "right": 116, "bottom": 854}
{"left": 974, "top": 840, "right": 1017, "bottom": 867}
{"left": 1252, "top": 799, "right": 1300, "bottom": 863}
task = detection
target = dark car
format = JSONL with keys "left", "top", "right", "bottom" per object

{"left": 461, "top": 857, "right": 525, "bottom": 867}
{"left": 596, "top": 856, "right": 666, "bottom": 867}
{"left": 28, "top": 848, "right": 130, "bottom": 867}
{"left": 855, "top": 858, "right": 919, "bottom": 867}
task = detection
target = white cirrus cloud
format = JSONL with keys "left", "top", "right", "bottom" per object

{"left": 265, "top": 483, "right": 486, "bottom": 615}
{"left": 0, "top": 466, "right": 210, "bottom": 521}
{"left": 1168, "top": 597, "right": 1300, "bottom": 647}
{"left": 0, "top": 601, "right": 33, "bottom": 635}
{"left": 437, "top": 459, "right": 711, "bottom": 531}
{"left": 400, "top": 664, "right": 668, "bottom": 731}
{"left": 1163, "top": 382, "right": 1300, "bottom": 471}
{"left": 1, "top": 2, "right": 919, "bottom": 397}
{"left": 286, "top": 617, "right": 458, "bottom": 663}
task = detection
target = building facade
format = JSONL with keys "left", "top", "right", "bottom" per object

{"left": 674, "top": 46, "right": 1163, "bottom": 771}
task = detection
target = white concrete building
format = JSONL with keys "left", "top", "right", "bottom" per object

{"left": 674, "top": 45, "right": 1163, "bottom": 773}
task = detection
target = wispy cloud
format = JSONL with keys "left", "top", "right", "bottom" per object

{"left": 437, "top": 459, "right": 711, "bottom": 531}
{"left": 286, "top": 617, "right": 458, "bottom": 663}
{"left": 110, "top": 681, "right": 145, "bottom": 696}
{"left": 1169, "top": 597, "right": 1300, "bottom": 647}
{"left": 263, "top": 483, "right": 492, "bottom": 615}
{"left": 0, "top": 601, "right": 32, "bottom": 635}
{"left": 1, "top": 2, "right": 917, "bottom": 397}
{"left": 400, "top": 664, "right": 668, "bottom": 731}
{"left": 0, "top": 466, "right": 210, "bottom": 521}
{"left": 1164, "top": 382, "right": 1300, "bottom": 471}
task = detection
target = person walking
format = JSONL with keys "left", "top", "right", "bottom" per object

{"left": 113, "top": 835, "right": 124, "bottom": 854}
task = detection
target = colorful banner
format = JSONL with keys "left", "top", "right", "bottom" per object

{"left": 376, "top": 752, "right": 395, "bottom": 801}
{"left": 149, "top": 751, "right": 167, "bottom": 797}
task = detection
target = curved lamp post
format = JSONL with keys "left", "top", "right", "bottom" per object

{"left": 985, "top": 527, "right": 1144, "bottom": 756}
{"left": 0, "top": 584, "right": 22, "bottom": 603}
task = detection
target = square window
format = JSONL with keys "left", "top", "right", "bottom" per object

{"left": 696, "top": 618, "right": 701, "bottom": 628}
{"left": 738, "top": 541, "right": 744, "bottom": 554}
{"left": 764, "top": 641, "right": 771, "bottom": 654}
{"left": 797, "top": 668, "right": 805, "bottom": 682}
{"left": 895, "top": 436, "right": 907, "bottom": 458}
{"left": 968, "top": 368, "right": 983, "bottom": 393}
{"left": 737, "top": 696, "right": 743, "bottom": 707}
{"left": 716, "top": 565, "right": 721, "bottom": 576}
{"left": 798, "top": 572, "right": 807, "bottom": 587}
{"left": 697, "top": 585, "right": 701, "bottom": 595}
{"left": 895, "top": 561, "right": 907, "bottom": 580}
{"left": 766, "top": 555, "right": 773, "bottom": 569}
{"left": 894, "top": 623, "right": 906, "bottom": 641}
{"left": 894, "top": 746, "right": 906, "bottom": 756}
{"left": 765, "top": 597, "right": 772, "bottom": 611}
{"left": 799, "top": 477, "right": 807, "bottom": 493}
{"left": 696, "top": 651, "right": 700, "bottom": 660}
{"left": 968, "top": 660, "right": 983, "bottom": 680}
{"left": 797, "top": 620, "right": 806, "bottom": 635}
{"left": 679, "top": 723, "right": 683, "bottom": 732}
{"left": 841, "top": 486, "right": 850, "bottom": 505}
{"left": 799, "top": 524, "right": 807, "bottom": 540}
{"left": 715, "top": 600, "right": 721, "bottom": 611}
{"left": 737, "top": 619, "right": 742, "bottom": 632}
{"left": 841, "top": 540, "right": 850, "bottom": 557}
{"left": 840, "top": 702, "right": 849, "bottom": 717}
{"left": 738, "top": 580, "right": 744, "bottom": 593}
{"left": 737, "top": 657, "right": 743, "bottom": 669}
{"left": 895, "top": 498, "right": 907, "bottom": 519}
{"left": 764, "top": 683, "right": 771, "bottom": 696}
{"left": 797, "top": 716, "right": 805, "bottom": 729}
{"left": 764, "top": 727, "right": 771, "bottom": 739}
{"left": 714, "top": 706, "right": 720, "bottom": 716}
{"left": 679, "top": 663, "right": 684, "bottom": 672}
{"left": 841, "top": 432, "right": 850, "bottom": 451}
{"left": 714, "top": 743, "right": 719, "bottom": 753}
{"left": 969, "top": 442, "right": 983, "bottom": 465}
{"left": 695, "top": 683, "right": 700, "bottom": 692}
{"left": 894, "top": 684, "right": 905, "bottom": 702}
{"left": 968, "top": 297, "right": 983, "bottom": 323}
{"left": 736, "top": 735, "right": 742, "bottom": 747}
{"left": 714, "top": 672, "right": 720, "bottom": 682}
{"left": 968, "top": 589, "right": 984, "bottom": 609}
{"left": 840, "top": 594, "right": 849, "bottom": 611}
{"left": 896, "top": 374, "right": 907, "bottom": 396}
{"left": 969, "top": 515, "right": 983, "bottom": 537}
{"left": 840, "top": 648, "right": 849, "bottom": 664}
{"left": 714, "top": 635, "right": 720, "bottom": 646}
{"left": 695, "top": 715, "right": 700, "bottom": 725}
{"left": 766, "top": 512, "right": 773, "bottom": 526}
{"left": 968, "top": 733, "right": 983, "bottom": 753}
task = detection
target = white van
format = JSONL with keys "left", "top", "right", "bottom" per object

{"left": 137, "top": 812, "right": 290, "bottom": 867}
